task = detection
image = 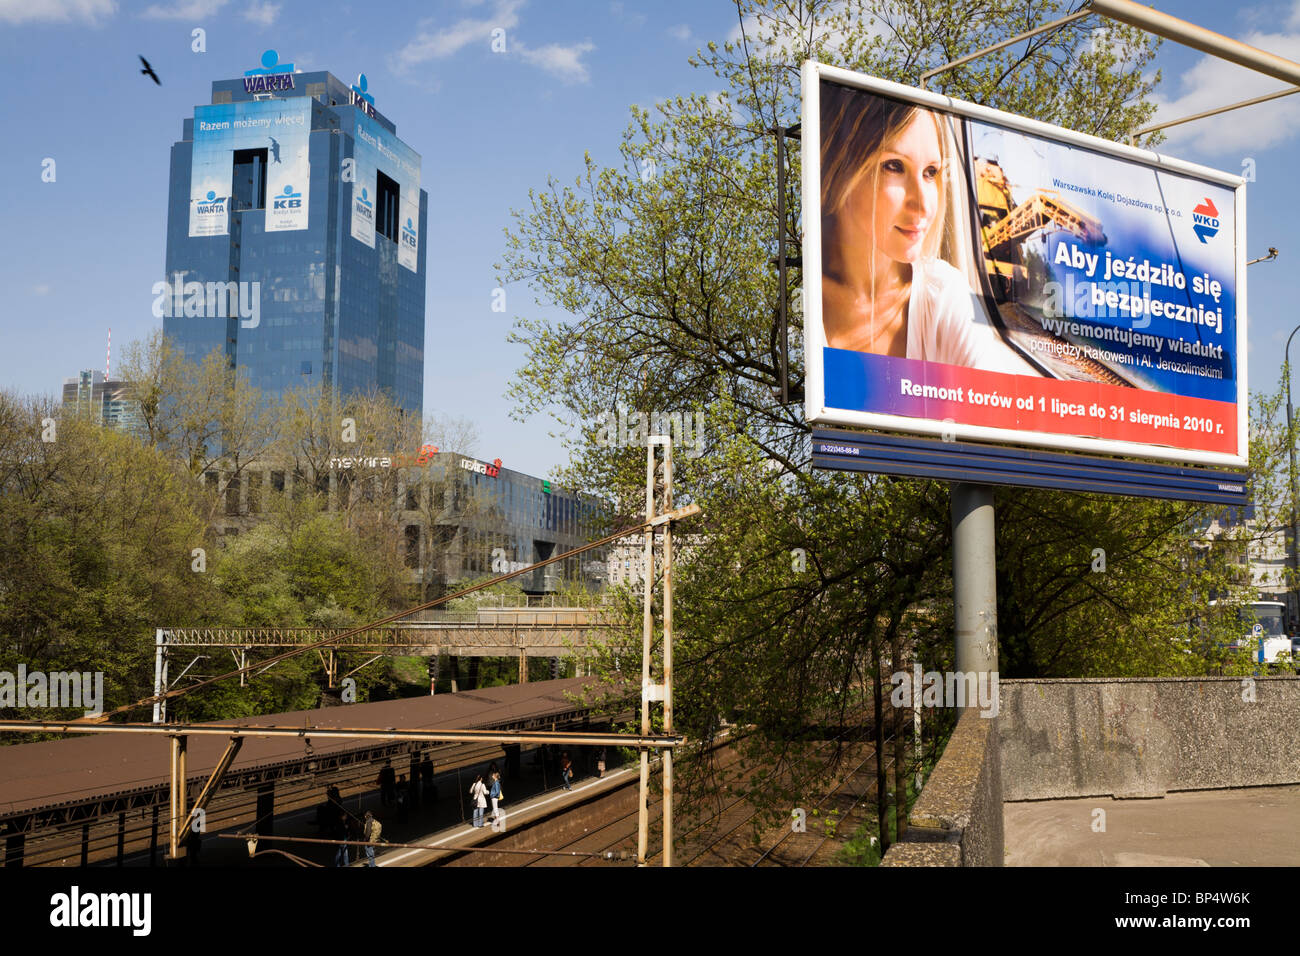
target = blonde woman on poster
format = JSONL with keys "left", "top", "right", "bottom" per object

{"left": 820, "top": 84, "right": 1031, "bottom": 374}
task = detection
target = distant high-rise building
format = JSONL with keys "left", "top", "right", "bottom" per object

{"left": 160, "top": 50, "right": 427, "bottom": 416}
{"left": 61, "top": 370, "right": 145, "bottom": 437}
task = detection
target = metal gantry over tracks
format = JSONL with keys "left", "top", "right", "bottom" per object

{"left": 1, "top": 434, "right": 698, "bottom": 868}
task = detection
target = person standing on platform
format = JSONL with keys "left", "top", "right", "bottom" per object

{"left": 470, "top": 774, "right": 488, "bottom": 827}
{"left": 596, "top": 748, "right": 607, "bottom": 779}
{"left": 362, "top": 811, "right": 382, "bottom": 867}
{"left": 419, "top": 754, "right": 435, "bottom": 805}
{"left": 331, "top": 802, "right": 350, "bottom": 867}
{"left": 489, "top": 770, "right": 503, "bottom": 825}
{"left": 377, "top": 760, "right": 397, "bottom": 807}
{"left": 560, "top": 752, "right": 573, "bottom": 791}
{"left": 396, "top": 775, "right": 409, "bottom": 823}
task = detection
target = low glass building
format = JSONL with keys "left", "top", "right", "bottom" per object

{"left": 214, "top": 450, "right": 609, "bottom": 599}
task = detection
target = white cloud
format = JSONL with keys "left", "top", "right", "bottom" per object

{"left": 140, "top": 0, "right": 227, "bottom": 19}
{"left": 667, "top": 23, "right": 691, "bottom": 42}
{"left": 0, "top": 0, "right": 115, "bottom": 25}
{"left": 1150, "top": 24, "right": 1300, "bottom": 156}
{"left": 241, "top": 1, "right": 279, "bottom": 26}
{"left": 395, "top": 0, "right": 593, "bottom": 84}
{"left": 396, "top": 0, "right": 524, "bottom": 69}
{"left": 30, "top": 284, "right": 51, "bottom": 296}
{"left": 517, "top": 40, "right": 595, "bottom": 84}
{"left": 610, "top": 1, "right": 645, "bottom": 29}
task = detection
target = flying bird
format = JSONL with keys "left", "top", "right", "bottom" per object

{"left": 139, "top": 55, "right": 161, "bottom": 86}
{"left": 268, "top": 136, "right": 282, "bottom": 163}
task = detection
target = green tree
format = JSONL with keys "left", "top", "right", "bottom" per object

{"left": 500, "top": 0, "right": 1258, "bottom": 848}
{"left": 0, "top": 391, "right": 222, "bottom": 728}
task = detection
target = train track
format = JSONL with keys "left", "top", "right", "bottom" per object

{"left": 751, "top": 743, "right": 894, "bottom": 867}
{"left": 446, "top": 720, "right": 901, "bottom": 867}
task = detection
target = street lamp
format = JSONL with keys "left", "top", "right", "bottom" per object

{"left": 1286, "top": 325, "right": 1300, "bottom": 629}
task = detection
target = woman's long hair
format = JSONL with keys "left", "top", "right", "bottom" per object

{"left": 821, "top": 83, "right": 951, "bottom": 265}
{"left": 820, "top": 82, "right": 984, "bottom": 350}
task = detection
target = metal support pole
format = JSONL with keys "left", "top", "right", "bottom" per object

{"left": 153, "top": 629, "right": 167, "bottom": 724}
{"left": 1090, "top": 0, "right": 1300, "bottom": 88}
{"left": 168, "top": 734, "right": 188, "bottom": 860}
{"left": 637, "top": 441, "right": 655, "bottom": 866}
{"left": 178, "top": 734, "right": 188, "bottom": 854}
{"left": 1129, "top": 86, "right": 1300, "bottom": 144}
{"left": 913, "top": 652, "right": 922, "bottom": 792}
{"left": 1286, "top": 331, "right": 1300, "bottom": 625}
{"left": 770, "top": 124, "right": 801, "bottom": 404}
{"left": 661, "top": 437, "right": 674, "bottom": 868}
{"left": 949, "top": 482, "right": 1002, "bottom": 860}
{"left": 169, "top": 736, "right": 177, "bottom": 857}
{"left": 920, "top": 9, "right": 1091, "bottom": 88}
{"left": 951, "top": 484, "right": 999, "bottom": 688}
{"left": 776, "top": 128, "right": 788, "bottom": 404}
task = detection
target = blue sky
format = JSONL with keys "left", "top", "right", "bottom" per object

{"left": 2, "top": 0, "right": 1299, "bottom": 479}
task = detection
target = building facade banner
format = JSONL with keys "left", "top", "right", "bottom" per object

{"left": 801, "top": 63, "right": 1247, "bottom": 467}
{"left": 189, "top": 97, "right": 312, "bottom": 237}
{"left": 349, "top": 111, "right": 422, "bottom": 272}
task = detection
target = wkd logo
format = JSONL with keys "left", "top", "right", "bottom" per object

{"left": 1192, "top": 197, "right": 1220, "bottom": 243}
{"left": 274, "top": 184, "right": 302, "bottom": 210}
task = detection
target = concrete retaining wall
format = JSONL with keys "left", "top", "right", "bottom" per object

{"left": 882, "top": 708, "right": 1002, "bottom": 867}
{"left": 999, "top": 677, "right": 1300, "bottom": 801}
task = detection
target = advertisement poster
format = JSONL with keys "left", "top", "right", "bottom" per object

{"left": 349, "top": 111, "right": 422, "bottom": 273}
{"left": 802, "top": 64, "right": 1246, "bottom": 466}
{"left": 189, "top": 97, "right": 312, "bottom": 237}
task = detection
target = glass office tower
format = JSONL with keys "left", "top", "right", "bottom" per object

{"left": 61, "top": 370, "right": 146, "bottom": 438}
{"left": 162, "top": 60, "right": 427, "bottom": 415}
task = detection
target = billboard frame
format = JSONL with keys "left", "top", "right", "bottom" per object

{"left": 800, "top": 61, "right": 1249, "bottom": 469}
{"left": 812, "top": 428, "right": 1249, "bottom": 505}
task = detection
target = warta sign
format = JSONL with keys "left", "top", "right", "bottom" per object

{"left": 243, "top": 49, "right": 295, "bottom": 92}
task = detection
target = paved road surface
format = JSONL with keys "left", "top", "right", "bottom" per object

{"left": 1005, "top": 784, "right": 1300, "bottom": 866}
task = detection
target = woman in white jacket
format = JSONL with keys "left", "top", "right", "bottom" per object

{"left": 821, "top": 85, "right": 1007, "bottom": 371}
{"left": 469, "top": 774, "right": 488, "bottom": 828}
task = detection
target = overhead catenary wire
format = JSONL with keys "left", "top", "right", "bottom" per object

{"left": 87, "top": 504, "right": 699, "bottom": 723}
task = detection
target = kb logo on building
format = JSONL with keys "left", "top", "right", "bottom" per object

{"left": 274, "top": 184, "right": 303, "bottom": 210}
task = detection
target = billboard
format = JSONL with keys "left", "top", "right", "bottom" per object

{"left": 349, "top": 111, "right": 422, "bottom": 273}
{"left": 189, "top": 97, "right": 312, "bottom": 237}
{"left": 801, "top": 63, "right": 1247, "bottom": 468}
